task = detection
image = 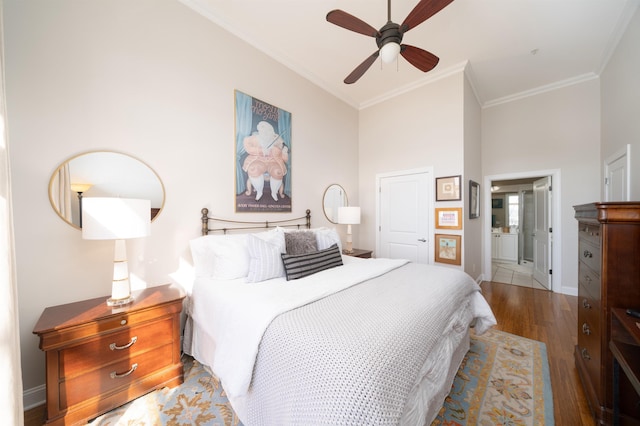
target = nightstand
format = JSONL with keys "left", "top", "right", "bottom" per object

{"left": 33, "top": 284, "right": 185, "bottom": 425}
{"left": 343, "top": 248, "right": 373, "bottom": 258}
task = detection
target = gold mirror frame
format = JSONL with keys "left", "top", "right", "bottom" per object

{"left": 48, "top": 151, "right": 165, "bottom": 229}
{"left": 322, "top": 184, "right": 348, "bottom": 224}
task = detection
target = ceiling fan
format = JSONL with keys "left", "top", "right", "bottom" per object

{"left": 326, "top": 0, "right": 454, "bottom": 84}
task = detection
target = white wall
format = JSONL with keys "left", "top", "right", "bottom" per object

{"left": 358, "top": 72, "right": 465, "bottom": 258}
{"left": 601, "top": 6, "right": 640, "bottom": 200}
{"left": 463, "top": 73, "right": 483, "bottom": 281}
{"left": 4, "top": 0, "right": 359, "bottom": 396}
{"left": 482, "top": 79, "right": 601, "bottom": 295}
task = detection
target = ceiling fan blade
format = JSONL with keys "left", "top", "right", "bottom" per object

{"left": 401, "top": 0, "right": 454, "bottom": 32}
{"left": 400, "top": 45, "right": 439, "bottom": 72}
{"left": 344, "top": 51, "right": 380, "bottom": 84}
{"left": 326, "top": 10, "right": 380, "bottom": 37}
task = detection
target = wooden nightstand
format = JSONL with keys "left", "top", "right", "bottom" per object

{"left": 33, "top": 284, "right": 185, "bottom": 425}
{"left": 343, "top": 248, "right": 373, "bottom": 258}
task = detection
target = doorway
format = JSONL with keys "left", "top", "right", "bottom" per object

{"left": 484, "top": 170, "right": 561, "bottom": 292}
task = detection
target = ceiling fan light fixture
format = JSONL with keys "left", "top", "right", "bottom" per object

{"left": 380, "top": 41, "right": 401, "bottom": 64}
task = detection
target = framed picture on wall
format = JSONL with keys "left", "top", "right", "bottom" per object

{"left": 469, "top": 180, "right": 480, "bottom": 219}
{"left": 435, "top": 207, "right": 463, "bottom": 229}
{"left": 435, "top": 175, "right": 461, "bottom": 201}
{"left": 435, "top": 234, "right": 462, "bottom": 265}
{"left": 234, "top": 90, "right": 292, "bottom": 213}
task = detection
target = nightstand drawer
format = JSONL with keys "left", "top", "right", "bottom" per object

{"left": 39, "top": 301, "right": 183, "bottom": 351}
{"left": 60, "top": 342, "right": 174, "bottom": 408}
{"left": 59, "top": 317, "right": 175, "bottom": 377}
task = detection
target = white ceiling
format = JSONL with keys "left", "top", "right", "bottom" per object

{"left": 180, "top": 0, "right": 639, "bottom": 109}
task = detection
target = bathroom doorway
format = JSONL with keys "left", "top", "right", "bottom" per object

{"left": 488, "top": 176, "right": 550, "bottom": 290}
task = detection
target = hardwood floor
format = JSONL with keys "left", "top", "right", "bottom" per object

{"left": 25, "top": 280, "right": 594, "bottom": 425}
{"left": 481, "top": 280, "right": 595, "bottom": 426}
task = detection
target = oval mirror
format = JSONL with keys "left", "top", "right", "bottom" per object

{"left": 49, "top": 151, "right": 165, "bottom": 229}
{"left": 322, "top": 184, "right": 348, "bottom": 224}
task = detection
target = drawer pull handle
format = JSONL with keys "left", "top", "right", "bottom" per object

{"left": 583, "top": 250, "right": 593, "bottom": 258}
{"left": 582, "top": 299, "right": 591, "bottom": 309}
{"left": 581, "top": 348, "right": 591, "bottom": 360}
{"left": 585, "top": 275, "right": 591, "bottom": 282}
{"left": 110, "top": 363, "right": 138, "bottom": 379}
{"left": 110, "top": 336, "right": 137, "bottom": 351}
{"left": 582, "top": 323, "right": 591, "bottom": 335}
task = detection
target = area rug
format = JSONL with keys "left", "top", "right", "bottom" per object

{"left": 431, "top": 328, "right": 554, "bottom": 426}
{"left": 90, "top": 329, "right": 552, "bottom": 425}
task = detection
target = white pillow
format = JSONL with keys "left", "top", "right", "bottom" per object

{"left": 315, "top": 227, "right": 342, "bottom": 252}
{"left": 253, "top": 228, "right": 286, "bottom": 253}
{"left": 189, "top": 234, "right": 249, "bottom": 280}
{"left": 247, "top": 234, "right": 286, "bottom": 282}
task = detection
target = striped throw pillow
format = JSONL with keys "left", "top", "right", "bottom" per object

{"left": 281, "top": 244, "right": 343, "bottom": 281}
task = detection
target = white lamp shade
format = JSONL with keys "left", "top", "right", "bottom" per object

{"left": 380, "top": 42, "right": 401, "bottom": 64}
{"left": 82, "top": 198, "right": 151, "bottom": 240}
{"left": 338, "top": 206, "right": 361, "bottom": 225}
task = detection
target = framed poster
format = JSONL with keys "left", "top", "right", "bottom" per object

{"left": 435, "top": 234, "right": 462, "bottom": 265}
{"left": 469, "top": 180, "right": 480, "bottom": 219}
{"left": 234, "top": 90, "right": 292, "bottom": 213}
{"left": 435, "top": 207, "right": 463, "bottom": 229}
{"left": 436, "top": 175, "right": 461, "bottom": 201}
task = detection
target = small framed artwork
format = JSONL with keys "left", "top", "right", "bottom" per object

{"left": 469, "top": 180, "right": 480, "bottom": 219}
{"left": 436, "top": 175, "right": 461, "bottom": 201}
{"left": 435, "top": 234, "right": 462, "bottom": 265}
{"left": 492, "top": 198, "right": 503, "bottom": 209}
{"left": 435, "top": 207, "right": 463, "bottom": 229}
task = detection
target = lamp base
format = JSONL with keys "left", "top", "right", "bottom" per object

{"left": 106, "top": 295, "right": 134, "bottom": 307}
{"left": 342, "top": 248, "right": 354, "bottom": 255}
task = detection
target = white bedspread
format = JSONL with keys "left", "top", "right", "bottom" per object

{"left": 188, "top": 257, "right": 496, "bottom": 424}
{"left": 190, "top": 257, "right": 410, "bottom": 399}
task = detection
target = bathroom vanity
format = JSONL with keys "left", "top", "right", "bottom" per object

{"left": 491, "top": 229, "right": 518, "bottom": 262}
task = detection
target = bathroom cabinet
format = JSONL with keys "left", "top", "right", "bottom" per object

{"left": 491, "top": 233, "right": 518, "bottom": 262}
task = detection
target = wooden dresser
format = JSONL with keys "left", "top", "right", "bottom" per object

{"left": 574, "top": 202, "right": 640, "bottom": 425}
{"left": 33, "top": 284, "right": 185, "bottom": 425}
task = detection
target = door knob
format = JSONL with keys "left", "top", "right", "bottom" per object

{"left": 417, "top": 238, "right": 426, "bottom": 242}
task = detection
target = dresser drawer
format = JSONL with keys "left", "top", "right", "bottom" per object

{"left": 577, "top": 335, "right": 602, "bottom": 401}
{"left": 578, "top": 298, "right": 600, "bottom": 345}
{"left": 578, "top": 222, "right": 601, "bottom": 248}
{"left": 59, "top": 317, "right": 175, "bottom": 378}
{"left": 578, "top": 239, "right": 601, "bottom": 275}
{"left": 578, "top": 262, "right": 601, "bottom": 300}
{"left": 60, "top": 342, "right": 174, "bottom": 408}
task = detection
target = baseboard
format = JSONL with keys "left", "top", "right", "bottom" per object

{"left": 23, "top": 384, "right": 45, "bottom": 410}
{"left": 561, "top": 286, "right": 579, "bottom": 297}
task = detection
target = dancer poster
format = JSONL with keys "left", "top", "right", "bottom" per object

{"left": 234, "top": 90, "right": 291, "bottom": 212}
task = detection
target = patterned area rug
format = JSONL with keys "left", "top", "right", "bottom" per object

{"left": 90, "top": 329, "right": 552, "bottom": 425}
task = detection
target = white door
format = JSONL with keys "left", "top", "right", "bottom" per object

{"left": 532, "top": 177, "right": 551, "bottom": 289}
{"left": 604, "top": 145, "right": 630, "bottom": 201}
{"left": 378, "top": 171, "right": 430, "bottom": 263}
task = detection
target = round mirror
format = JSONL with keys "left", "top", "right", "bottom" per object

{"left": 322, "top": 184, "right": 348, "bottom": 224}
{"left": 49, "top": 151, "right": 165, "bottom": 229}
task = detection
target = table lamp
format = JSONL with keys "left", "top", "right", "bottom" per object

{"left": 82, "top": 197, "right": 151, "bottom": 306}
{"left": 338, "top": 206, "right": 360, "bottom": 255}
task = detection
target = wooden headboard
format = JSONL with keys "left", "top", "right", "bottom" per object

{"left": 200, "top": 208, "right": 311, "bottom": 236}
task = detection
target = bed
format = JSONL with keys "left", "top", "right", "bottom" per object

{"left": 183, "top": 209, "right": 496, "bottom": 425}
